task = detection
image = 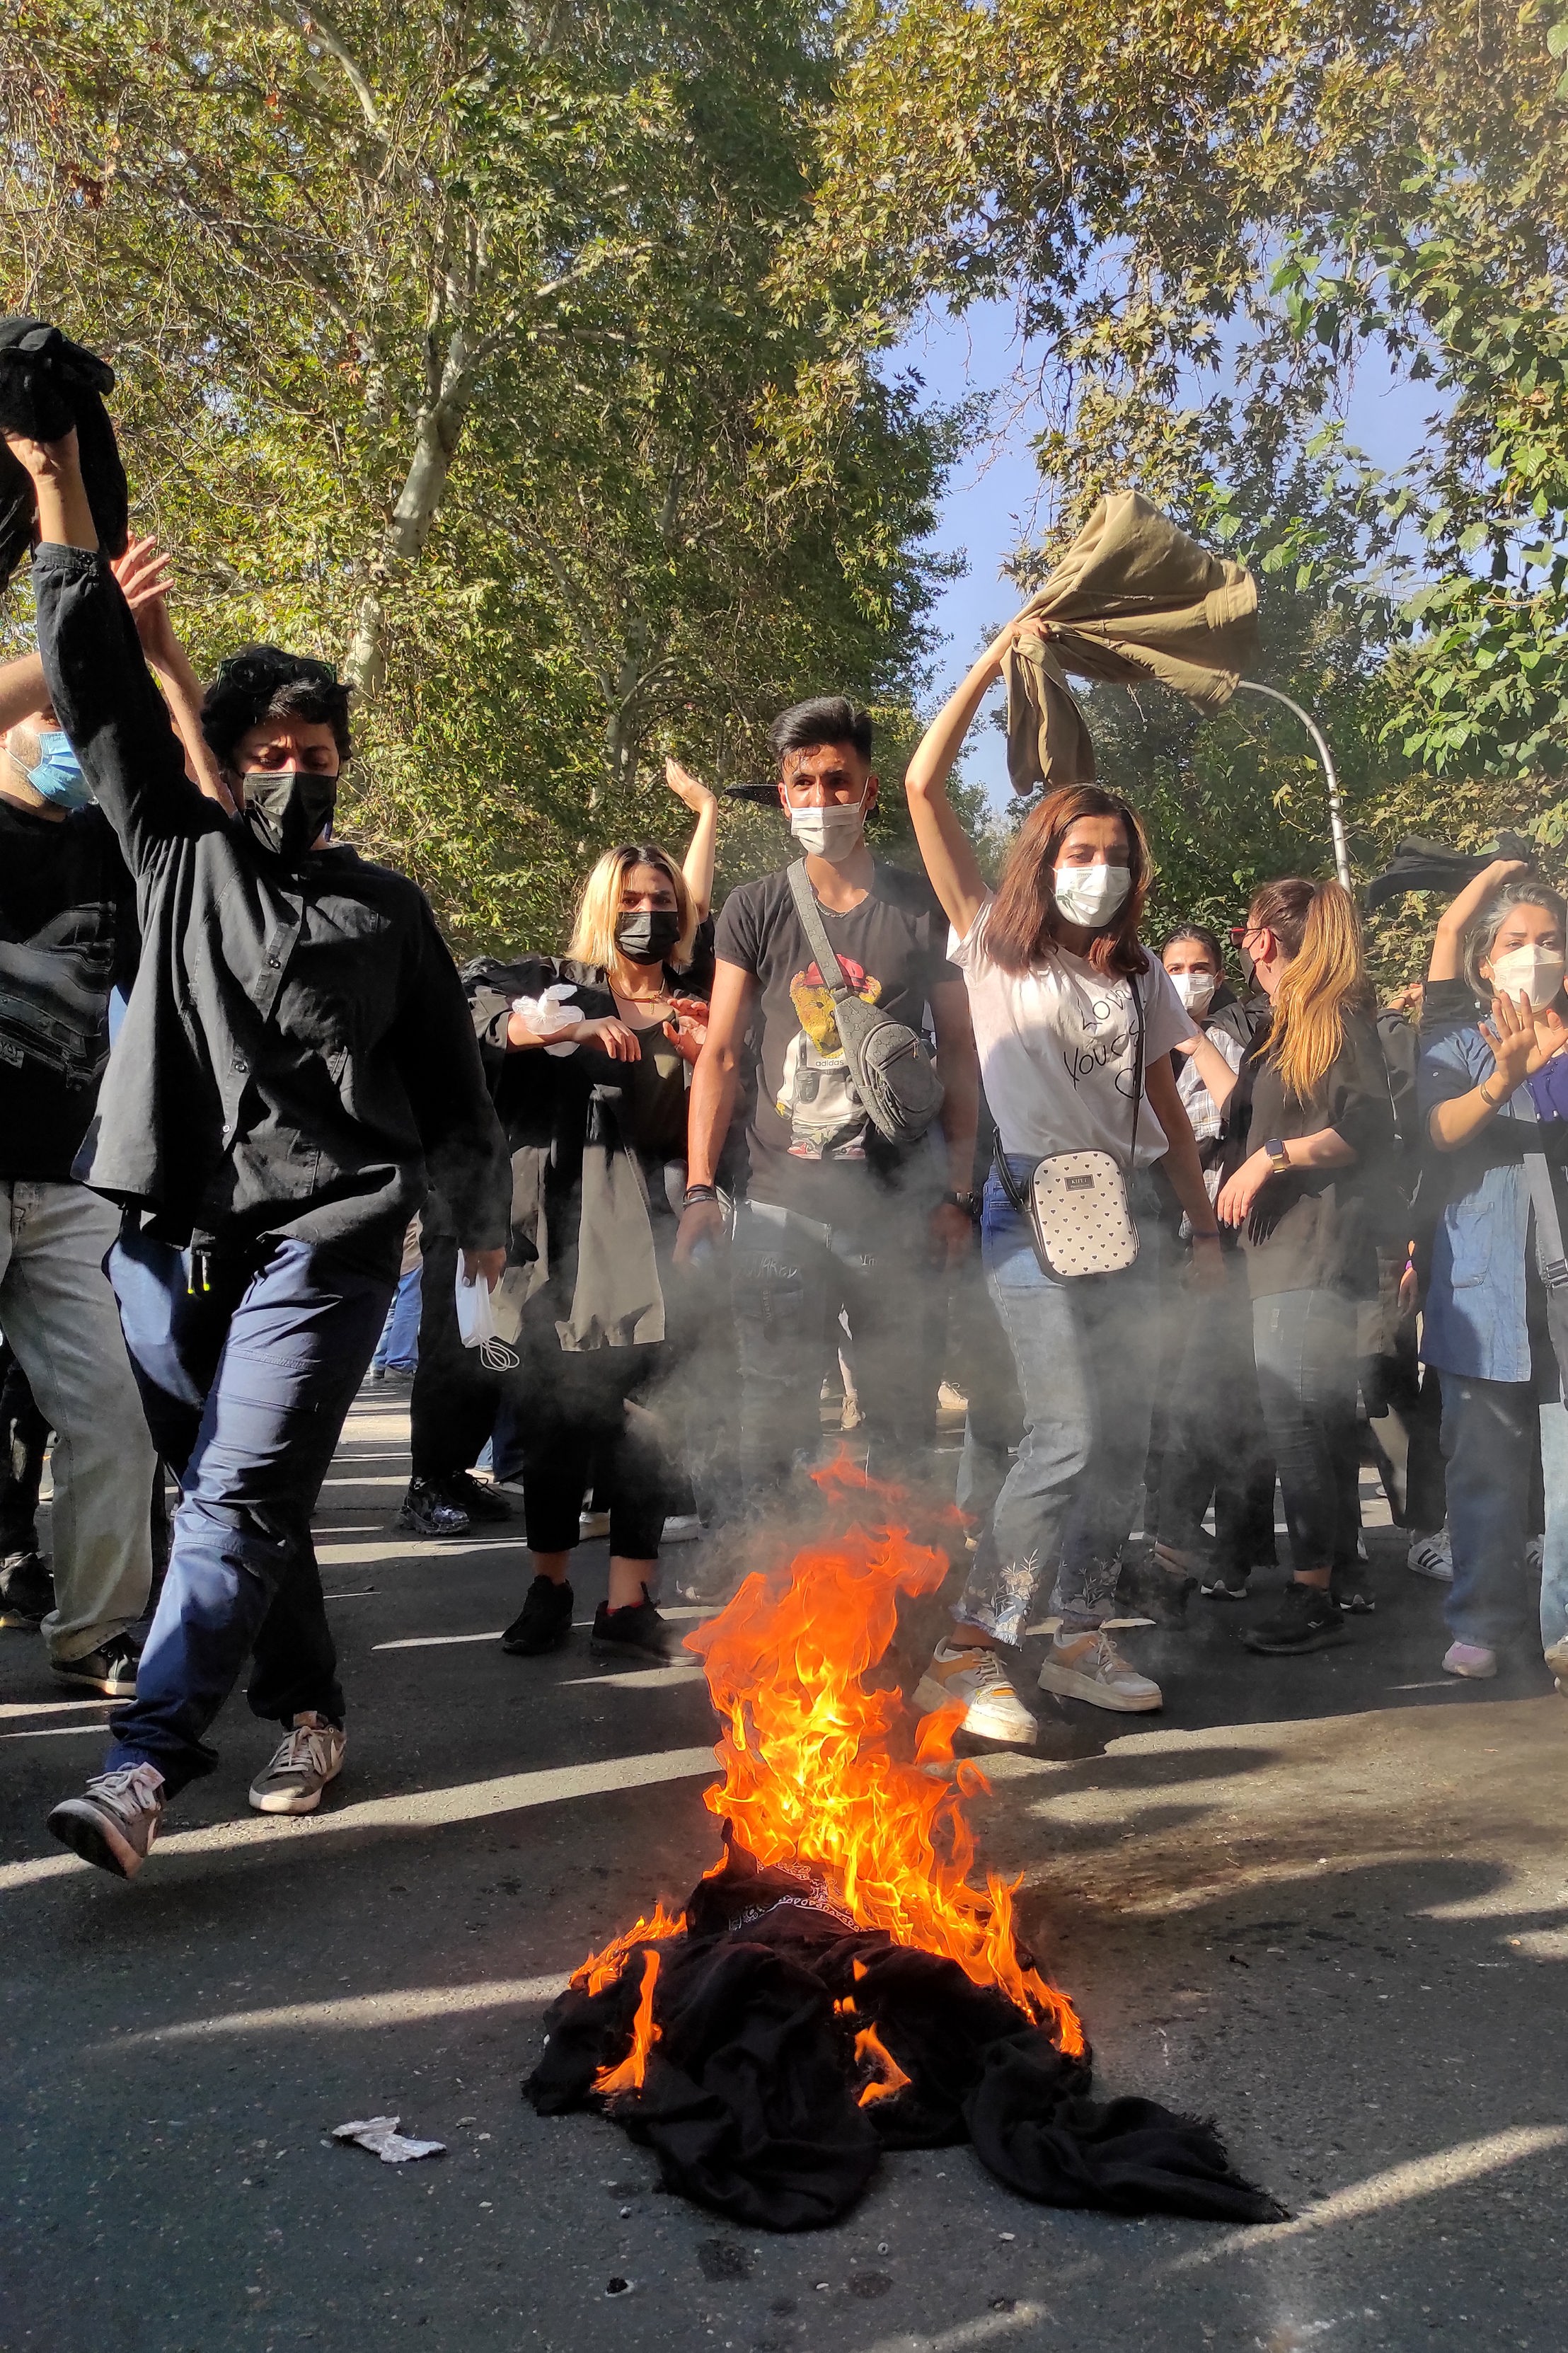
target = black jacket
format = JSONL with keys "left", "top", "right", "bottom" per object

{"left": 35, "top": 545, "right": 509, "bottom": 1274}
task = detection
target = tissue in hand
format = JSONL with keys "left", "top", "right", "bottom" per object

{"left": 512, "top": 984, "right": 580, "bottom": 1057}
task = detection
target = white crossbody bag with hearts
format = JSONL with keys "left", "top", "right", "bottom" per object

{"left": 993, "top": 974, "right": 1145, "bottom": 1279}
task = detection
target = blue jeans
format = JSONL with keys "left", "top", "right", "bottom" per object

{"left": 103, "top": 1231, "right": 393, "bottom": 1794}
{"left": 1250, "top": 1289, "right": 1359, "bottom": 1576}
{"left": 1441, "top": 1372, "right": 1568, "bottom": 1652}
{"left": 956, "top": 1166, "right": 1161, "bottom": 1641}
{"left": 371, "top": 1262, "right": 422, "bottom": 1371}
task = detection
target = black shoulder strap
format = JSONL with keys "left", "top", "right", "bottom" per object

{"left": 1127, "top": 969, "right": 1145, "bottom": 1170}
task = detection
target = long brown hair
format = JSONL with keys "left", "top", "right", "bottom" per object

{"left": 985, "top": 785, "right": 1151, "bottom": 979}
{"left": 1250, "top": 876, "right": 1371, "bottom": 1100}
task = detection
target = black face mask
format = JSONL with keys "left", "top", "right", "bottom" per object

{"left": 241, "top": 769, "right": 338, "bottom": 862}
{"left": 615, "top": 909, "right": 681, "bottom": 966}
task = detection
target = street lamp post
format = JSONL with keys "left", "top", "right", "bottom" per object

{"left": 1233, "top": 679, "right": 1352, "bottom": 891}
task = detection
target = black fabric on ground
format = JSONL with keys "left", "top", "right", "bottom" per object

{"left": 524, "top": 1852, "right": 1284, "bottom": 2230}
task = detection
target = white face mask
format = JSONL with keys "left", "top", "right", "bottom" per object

{"left": 1054, "top": 861, "right": 1131, "bottom": 928}
{"left": 1490, "top": 943, "right": 1567, "bottom": 1006}
{"left": 1171, "top": 969, "right": 1217, "bottom": 1016}
{"left": 788, "top": 796, "right": 867, "bottom": 863}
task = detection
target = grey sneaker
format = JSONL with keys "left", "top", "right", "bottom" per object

{"left": 1037, "top": 1629, "right": 1163, "bottom": 1713}
{"left": 248, "top": 1713, "right": 346, "bottom": 1814}
{"left": 47, "top": 1763, "right": 166, "bottom": 1879}
{"left": 914, "top": 1641, "right": 1037, "bottom": 1747}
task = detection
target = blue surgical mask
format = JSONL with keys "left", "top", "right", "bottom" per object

{"left": 24, "top": 729, "right": 95, "bottom": 812}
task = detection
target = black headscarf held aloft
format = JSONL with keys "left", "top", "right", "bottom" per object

{"left": 0, "top": 318, "right": 129, "bottom": 589}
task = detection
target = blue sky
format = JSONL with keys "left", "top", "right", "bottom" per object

{"left": 892, "top": 298, "right": 1439, "bottom": 806}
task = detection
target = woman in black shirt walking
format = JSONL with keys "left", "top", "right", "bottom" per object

{"left": 1217, "top": 878, "right": 1393, "bottom": 1656}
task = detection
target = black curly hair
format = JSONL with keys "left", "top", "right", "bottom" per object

{"left": 200, "top": 645, "right": 352, "bottom": 771}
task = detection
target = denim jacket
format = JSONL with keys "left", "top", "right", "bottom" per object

{"left": 1417, "top": 1022, "right": 1551, "bottom": 1383}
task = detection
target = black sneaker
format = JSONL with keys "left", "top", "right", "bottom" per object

{"left": 52, "top": 1631, "right": 142, "bottom": 1696}
{"left": 1117, "top": 1554, "right": 1196, "bottom": 1627}
{"left": 1242, "top": 1582, "right": 1349, "bottom": 1655}
{"left": 397, "top": 1478, "right": 471, "bottom": 1538}
{"left": 0, "top": 1549, "right": 54, "bottom": 1630}
{"left": 591, "top": 1586, "right": 681, "bottom": 1666}
{"left": 1201, "top": 1570, "right": 1252, "bottom": 1601}
{"left": 1331, "top": 1570, "right": 1377, "bottom": 1615}
{"left": 502, "top": 1576, "right": 575, "bottom": 1656}
{"left": 442, "top": 1470, "right": 513, "bottom": 1525}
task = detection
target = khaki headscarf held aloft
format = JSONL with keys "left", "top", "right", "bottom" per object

{"left": 1003, "top": 492, "right": 1259, "bottom": 796}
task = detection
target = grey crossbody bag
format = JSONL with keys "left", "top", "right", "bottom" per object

{"left": 785, "top": 863, "right": 945, "bottom": 1146}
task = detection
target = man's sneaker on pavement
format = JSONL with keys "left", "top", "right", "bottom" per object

{"left": 248, "top": 1713, "right": 346, "bottom": 1814}
{"left": 660, "top": 1513, "right": 703, "bottom": 1544}
{"left": 502, "top": 1575, "right": 575, "bottom": 1656}
{"left": 914, "top": 1641, "right": 1037, "bottom": 1747}
{"left": 47, "top": 1763, "right": 165, "bottom": 1880}
{"left": 1407, "top": 1529, "right": 1453, "bottom": 1582}
{"left": 1118, "top": 1553, "right": 1196, "bottom": 1626}
{"left": 590, "top": 1587, "right": 682, "bottom": 1667}
{"left": 51, "top": 1632, "right": 141, "bottom": 1697}
{"left": 442, "top": 1469, "right": 512, "bottom": 1524}
{"left": 1201, "top": 1570, "right": 1253, "bottom": 1601}
{"left": 1037, "top": 1629, "right": 1163, "bottom": 1713}
{"left": 1243, "top": 1582, "right": 1348, "bottom": 1655}
{"left": 1543, "top": 1634, "right": 1568, "bottom": 1690}
{"left": 0, "top": 1549, "right": 54, "bottom": 1629}
{"left": 398, "top": 1478, "right": 471, "bottom": 1538}
{"left": 1441, "top": 1640, "right": 1497, "bottom": 1681}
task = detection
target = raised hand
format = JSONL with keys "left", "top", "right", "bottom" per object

{"left": 110, "top": 535, "right": 179, "bottom": 666}
{"left": 664, "top": 755, "right": 715, "bottom": 814}
{"left": 1480, "top": 989, "right": 1539, "bottom": 1098}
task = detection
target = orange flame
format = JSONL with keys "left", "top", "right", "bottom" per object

{"left": 684, "top": 1468, "right": 1083, "bottom": 2056}
{"left": 853, "top": 2022, "right": 913, "bottom": 2107}
{"left": 572, "top": 1902, "right": 686, "bottom": 1998}
{"left": 591, "top": 1948, "right": 662, "bottom": 2098}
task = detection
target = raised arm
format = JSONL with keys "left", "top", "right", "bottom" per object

{"left": 6, "top": 427, "right": 223, "bottom": 864}
{"left": 1428, "top": 857, "right": 1528, "bottom": 982}
{"left": 0, "top": 651, "right": 48, "bottom": 732}
{"left": 665, "top": 756, "right": 718, "bottom": 919}
{"left": 110, "top": 537, "right": 235, "bottom": 814}
{"left": 902, "top": 620, "right": 1026, "bottom": 939}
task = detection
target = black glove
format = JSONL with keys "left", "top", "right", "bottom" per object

{"left": 0, "top": 317, "right": 129, "bottom": 586}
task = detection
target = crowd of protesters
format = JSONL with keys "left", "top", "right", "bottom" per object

{"left": 0, "top": 321, "right": 1564, "bottom": 1891}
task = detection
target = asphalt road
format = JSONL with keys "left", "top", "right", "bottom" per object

{"left": 3, "top": 1390, "right": 1565, "bottom": 2353}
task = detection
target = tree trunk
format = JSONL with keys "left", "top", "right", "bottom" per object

{"left": 345, "top": 330, "right": 477, "bottom": 696}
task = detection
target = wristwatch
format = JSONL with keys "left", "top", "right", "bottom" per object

{"left": 1264, "top": 1137, "right": 1291, "bottom": 1176}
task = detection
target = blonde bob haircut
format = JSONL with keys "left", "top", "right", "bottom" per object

{"left": 567, "top": 841, "right": 698, "bottom": 973}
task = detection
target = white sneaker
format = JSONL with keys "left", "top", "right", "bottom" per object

{"left": 660, "top": 1514, "right": 703, "bottom": 1544}
{"left": 1544, "top": 1635, "right": 1568, "bottom": 1691}
{"left": 47, "top": 1763, "right": 166, "bottom": 1880}
{"left": 1442, "top": 1640, "right": 1497, "bottom": 1681}
{"left": 1037, "top": 1629, "right": 1163, "bottom": 1713}
{"left": 1526, "top": 1534, "right": 1545, "bottom": 1575}
{"left": 1407, "top": 1530, "right": 1453, "bottom": 1582}
{"left": 914, "top": 1642, "right": 1037, "bottom": 1747}
{"left": 248, "top": 1713, "right": 346, "bottom": 1814}
{"left": 578, "top": 1509, "right": 611, "bottom": 1540}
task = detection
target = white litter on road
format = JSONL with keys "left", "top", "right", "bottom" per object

{"left": 332, "top": 2115, "right": 446, "bottom": 2164}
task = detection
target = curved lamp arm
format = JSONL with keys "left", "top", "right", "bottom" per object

{"left": 1233, "top": 679, "right": 1352, "bottom": 891}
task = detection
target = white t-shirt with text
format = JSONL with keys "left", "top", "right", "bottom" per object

{"left": 948, "top": 902, "right": 1195, "bottom": 1166}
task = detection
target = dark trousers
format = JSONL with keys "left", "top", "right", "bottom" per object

{"left": 0, "top": 1342, "right": 49, "bottom": 1557}
{"left": 1159, "top": 1253, "right": 1278, "bottom": 1579}
{"left": 409, "top": 1224, "right": 499, "bottom": 1483}
{"left": 1252, "top": 1287, "right": 1360, "bottom": 1577}
{"left": 729, "top": 1196, "right": 943, "bottom": 1510}
{"left": 103, "top": 1231, "right": 392, "bottom": 1795}
{"left": 495, "top": 1335, "right": 668, "bottom": 1560}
